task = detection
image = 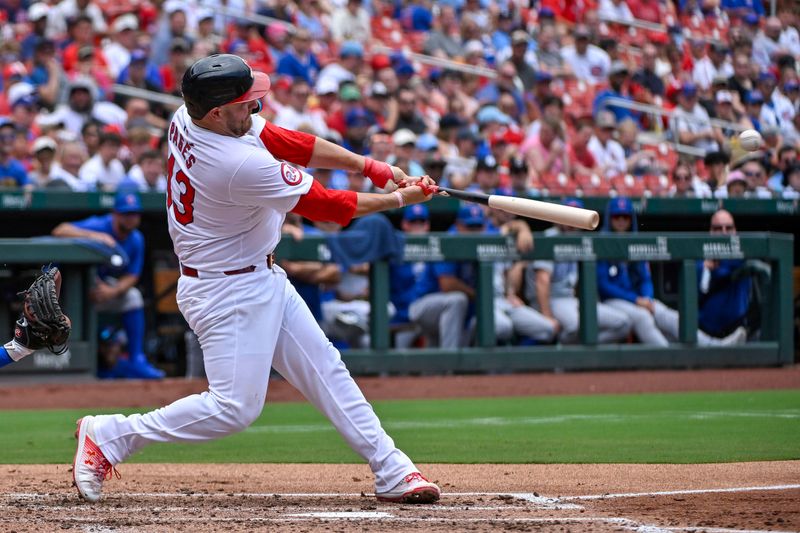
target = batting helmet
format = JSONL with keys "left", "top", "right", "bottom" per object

{"left": 181, "top": 54, "right": 271, "bottom": 119}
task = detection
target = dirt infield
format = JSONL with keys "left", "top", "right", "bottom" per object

{"left": 2, "top": 367, "right": 799, "bottom": 531}
{"left": 1, "top": 463, "right": 799, "bottom": 532}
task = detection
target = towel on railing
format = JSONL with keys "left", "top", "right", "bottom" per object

{"left": 325, "top": 214, "right": 405, "bottom": 269}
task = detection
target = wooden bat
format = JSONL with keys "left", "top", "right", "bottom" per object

{"left": 436, "top": 187, "right": 600, "bottom": 230}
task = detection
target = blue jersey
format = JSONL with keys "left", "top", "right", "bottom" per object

{"left": 72, "top": 214, "right": 145, "bottom": 279}
{"left": 390, "top": 261, "right": 438, "bottom": 323}
{"left": 0, "top": 159, "right": 29, "bottom": 187}
{"left": 697, "top": 259, "right": 751, "bottom": 336}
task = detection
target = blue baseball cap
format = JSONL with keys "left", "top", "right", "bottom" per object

{"left": 114, "top": 190, "right": 142, "bottom": 214}
{"left": 456, "top": 204, "right": 486, "bottom": 227}
{"left": 345, "top": 107, "right": 371, "bottom": 127}
{"left": 680, "top": 83, "right": 698, "bottom": 97}
{"left": 340, "top": 40, "right": 364, "bottom": 58}
{"left": 403, "top": 204, "right": 429, "bottom": 222}
{"left": 746, "top": 90, "right": 765, "bottom": 104}
{"left": 416, "top": 132, "right": 439, "bottom": 151}
{"left": 607, "top": 197, "right": 633, "bottom": 216}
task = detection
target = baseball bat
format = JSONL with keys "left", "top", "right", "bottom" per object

{"left": 436, "top": 187, "right": 600, "bottom": 230}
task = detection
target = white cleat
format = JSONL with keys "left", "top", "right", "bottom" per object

{"left": 719, "top": 326, "right": 748, "bottom": 346}
{"left": 376, "top": 472, "right": 441, "bottom": 504}
{"left": 72, "top": 416, "right": 118, "bottom": 503}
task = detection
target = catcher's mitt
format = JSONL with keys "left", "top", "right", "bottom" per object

{"left": 17, "top": 266, "right": 71, "bottom": 354}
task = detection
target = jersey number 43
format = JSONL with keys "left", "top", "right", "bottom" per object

{"left": 166, "top": 154, "right": 196, "bottom": 226}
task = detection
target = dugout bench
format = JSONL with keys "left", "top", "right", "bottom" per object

{"left": 0, "top": 238, "right": 111, "bottom": 376}
{"left": 276, "top": 232, "right": 794, "bottom": 375}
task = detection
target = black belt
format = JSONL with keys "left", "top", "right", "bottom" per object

{"left": 181, "top": 254, "right": 275, "bottom": 278}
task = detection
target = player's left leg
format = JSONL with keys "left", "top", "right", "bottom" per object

{"left": 271, "top": 278, "right": 440, "bottom": 503}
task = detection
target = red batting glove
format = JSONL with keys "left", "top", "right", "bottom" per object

{"left": 363, "top": 158, "right": 394, "bottom": 188}
{"left": 419, "top": 182, "right": 438, "bottom": 196}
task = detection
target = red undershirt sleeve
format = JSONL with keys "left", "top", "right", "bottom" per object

{"left": 291, "top": 179, "right": 357, "bottom": 227}
{"left": 259, "top": 121, "right": 317, "bottom": 167}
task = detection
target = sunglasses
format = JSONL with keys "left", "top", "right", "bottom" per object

{"left": 711, "top": 224, "right": 735, "bottom": 231}
{"left": 743, "top": 170, "right": 763, "bottom": 178}
{"left": 674, "top": 174, "right": 691, "bottom": 181}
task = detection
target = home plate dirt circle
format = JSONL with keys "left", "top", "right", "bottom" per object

{"left": 1, "top": 463, "right": 799, "bottom": 532}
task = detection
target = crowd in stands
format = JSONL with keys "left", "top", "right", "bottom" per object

{"left": 0, "top": 0, "right": 798, "bottom": 199}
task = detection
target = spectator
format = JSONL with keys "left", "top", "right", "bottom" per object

{"left": 48, "top": 141, "right": 89, "bottom": 191}
{"left": 331, "top": 0, "right": 371, "bottom": 43}
{"left": 740, "top": 158, "right": 774, "bottom": 198}
{"left": 744, "top": 89, "right": 767, "bottom": 132}
{"left": 725, "top": 169, "right": 748, "bottom": 197}
{"left": 560, "top": 25, "right": 611, "bottom": 86}
{"left": 80, "top": 121, "right": 102, "bottom": 157}
{"left": 773, "top": 79, "right": 799, "bottom": 145}
{"left": 668, "top": 160, "right": 703, "bottom": 198}
{"left": 588, "top": 112, "right": 627, "bottom": 178}
{"left": 569, "top": 117, "right": 601, "bottom": 178}
{"left": 424, "top": 5, "right": 462, "bottom": 58}
{"left": 8, "top": 88, "right": 39, "bottom": 136}
{"left": 389, "top": 129, "right": 425, "bottom": 177}
{"left": 598, "top": 0, "right": 634, "bottom": 22}
{"left": 128, "top": 150, "right": 166, "bottom": 192}
{"left": 20, "top": 3, "right": 51, "bottom": 61}
{"left": 781, "top": 164, "right": 800, "bottom": 198}
{"left": 728, "top": 53, "right": 755, "bottom": 108}
{"left": 114, "top": 50, "right": 165, "bottom": 114}
{"left": 752, "top": 17, "right": 786, "bottom": 70}
{"left": 756, "top": 72, "right": 782, "bottom": 132}
{"left": 507, "top": 157, "right": 532, "bottom": 196}
{"left": 363, "top": 82, "right": 391, "bottom": 130}
{"left": 28, "top": 137, "right": 70, "bottom": 189}
{"left": 274, "top": 78, "right": 329, "bottom": 136}
{"left": 768, "top": 145, "right": 798, "bottom": 192}
{"left": 714, "top": 90, "right": 754, "bottom": 144}
{"left": 79, "top": 129, "right": 127, "bottom": 191}
{"left": 151, "top": 3, "right": 194, "bottom": 67}
{"left": 507, "top": 31, "right": 537, "bottom": 91}
{"left": 475, "top": 61, "right": 525, "bottom": 117}
{"left": 390, "top": 204, "right": 468, "bottom": 349}
{"left": 47, "top": 77, "right": 127, "bottom": 135}
{"left": 387, "top": 86, "right": 428, "bottom": 135}
{"left": 632, "top": 44, "right": 666, "bottom": 98}
{"left": 27, "top": 38, "right": 63, "bottom": 108}
{"left": 594, "top": 61, "right": 638, "bottom": 124}
{"left": 62, "top": 16, "right": 109, "bottom": 75}
{"left": 597, "top": 197, "right": 746, "bottom": 347}
{"left": 50, "top": 0, "right": 108, "bottom": 37}
{"left": 777, "top": 9, "right": 800, "bottom": 56}
{"left": 522, "top": 116, "right": 569, "bottom": 181}
{"left": 618, "top": 119, "right": 661, "bottom": 176}
{"left": 276, "top": 29, "right": 320, "bottom": 86}
{"left": 694, "top": 42, "right": 733, "bottom": 92}
{"left": 317, "top": 41, "right": 362, "bottom": 89}
{"left": 670, "top": 83, "right": 721, "bottom": 156}
{"left": 469, "top": 155, "right": 500, "bottom": 194}
{"left": 698, "top": 210, "right": 754, "bottom": 338}
{"left": 525, "top": 200, "right": 631, "bottom": 344}
{"left": 52, "top": 190, "right": 163, "bottom": 379}
{"left": 0, "top": 121, "right": 30, "bottom": 188}
{"left": 534, "top": 25, "right": 567, "bottom": 77}
{"left": 159, "top": 38, "right": 192, "bottom": 95}
{"left": 702, "top": 150, "right": 732, "bottom": 197}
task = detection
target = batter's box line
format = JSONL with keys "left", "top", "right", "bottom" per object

{"left": 559, "top": 483, "right": 800, "bottom": 501}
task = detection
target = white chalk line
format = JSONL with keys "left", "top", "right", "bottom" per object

{"left": 245, "top": 410, "right": 800, "bottom": 434}
{"left": 562, "top": 484, "right": 800, "bottom": 500}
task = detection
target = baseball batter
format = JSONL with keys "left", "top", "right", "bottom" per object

{"left": 72, "top": 54, "right": 441, "bottom": 504}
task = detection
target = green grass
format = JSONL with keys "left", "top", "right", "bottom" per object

{"left": 1, "top": 390, "right": 798, "bottom": 464}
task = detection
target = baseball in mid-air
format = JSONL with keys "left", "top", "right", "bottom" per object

{"left": 739, "top": 129, "right": 763, "bottom": 151}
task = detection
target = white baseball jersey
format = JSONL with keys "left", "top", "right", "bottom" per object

{"left": 166, "top": 106, "right": 313, "bottom": 272}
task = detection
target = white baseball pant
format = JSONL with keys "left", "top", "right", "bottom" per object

{"left": 90, "top": 266, "right": 417, "bottom": 493}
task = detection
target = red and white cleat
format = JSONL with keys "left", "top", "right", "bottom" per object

{"left": 376, "top": 472, "right": 441, "bottom": 504}
{"left": 72, "top": 416, "right": 119, "bottom": 502}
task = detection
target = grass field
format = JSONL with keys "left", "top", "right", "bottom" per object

{"left": 1, "top": 390, "right": 798, "bottom": 464}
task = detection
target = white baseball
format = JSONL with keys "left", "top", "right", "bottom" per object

{"left": 739, "top": 129, "right": 763, "bottom": 151}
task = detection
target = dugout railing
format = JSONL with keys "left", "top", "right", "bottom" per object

{"left": 276, "top": 232, "right": 794, "bottom": 375}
